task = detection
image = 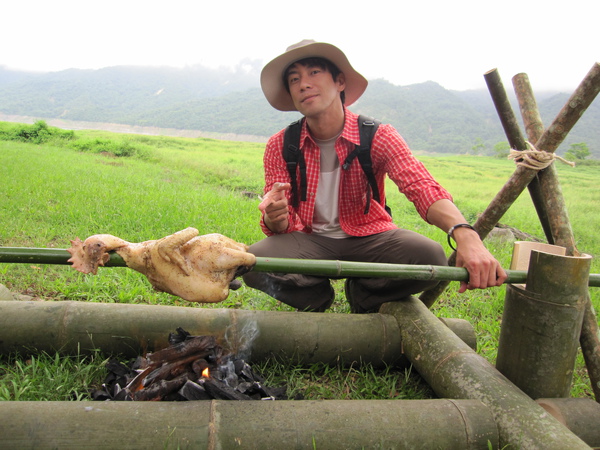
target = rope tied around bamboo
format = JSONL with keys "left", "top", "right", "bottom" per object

{"left": 508, "top": 141, "right": 575, "bottom": 170}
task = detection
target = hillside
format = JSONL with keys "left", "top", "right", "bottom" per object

{"left": 0, "top": 65, "right": 598, "bottom": 156}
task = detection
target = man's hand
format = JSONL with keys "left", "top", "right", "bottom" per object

{"left": 259, "top": 182, "right": 291, "bottom": 233}
{"left": 452, "top": 226, "right": 507, "bottom": 293}
{"left": 426, "top": 199, "right": 507, "bottom": 293}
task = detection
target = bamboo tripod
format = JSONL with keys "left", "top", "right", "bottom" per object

{"left": 419, "top": 62, "right": 600, "bottom": 403}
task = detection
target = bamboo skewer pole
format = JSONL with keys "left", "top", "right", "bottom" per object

{"left": 2, "top": 246, "right": 600, "bottom": 287}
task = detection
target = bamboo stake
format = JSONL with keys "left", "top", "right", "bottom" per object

{"left": 513, "top": 72, "right": 600, "bottom": 402}
{"left": 419, "top": 62, "right": 600, "bottom": 307}
{"left": 2, "top": 246, "right": 600, "bottom": 286}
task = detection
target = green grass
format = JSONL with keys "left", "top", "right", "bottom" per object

{"left": 1, "top": 121, "right": 599, "bottom": 401}
{"left": 0, "top": 350, "right": 107, "bottom": 401}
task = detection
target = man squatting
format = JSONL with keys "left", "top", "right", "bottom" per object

{"left": 243, "top": 40, "right": 507, "bottom": 313}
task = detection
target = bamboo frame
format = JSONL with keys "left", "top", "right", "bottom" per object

{"left": 381, "top": 296, "right": 590, "bottom": 449}
{"left": 0, "top": 399, "right": 499, "bottom": 449}
{"left": 0, "top": 300, "right": 477, "bottom": 364}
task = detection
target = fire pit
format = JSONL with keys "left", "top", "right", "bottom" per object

{"left": 91, "top": 328, "right": 287, "bottom": 402}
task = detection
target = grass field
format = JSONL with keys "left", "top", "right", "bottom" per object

{"left": 1, "top": 121, "right": 599, "bottom": 402}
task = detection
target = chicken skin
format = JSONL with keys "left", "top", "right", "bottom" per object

{"left": 67, "top": 227, "right": 256, "bottom": 303}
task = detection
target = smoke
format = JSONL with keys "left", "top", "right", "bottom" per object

{"left": 220, "top": 319, "right": 260, "bottom": 388}
{"left": 223, "top": 319, "right": 260, "bottom": 361}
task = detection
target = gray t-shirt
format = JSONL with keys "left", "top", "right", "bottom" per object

{"left": 312, "top": 135, "right": 351, "bottom": 238}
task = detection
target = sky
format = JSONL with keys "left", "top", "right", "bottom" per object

{"left": 2, "top": 0, "right": 598, "bottom": 92}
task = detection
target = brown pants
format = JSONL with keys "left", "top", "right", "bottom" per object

{"left": 242, "top": 229, "right": 447, "bottom": 312}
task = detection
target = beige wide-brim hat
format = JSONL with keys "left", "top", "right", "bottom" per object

{"left": 260, "top": 39, "right": 368, "bottom": 112}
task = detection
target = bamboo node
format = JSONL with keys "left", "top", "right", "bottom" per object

{"left": 508, "top": 141, "right": 575, "bottom": 170}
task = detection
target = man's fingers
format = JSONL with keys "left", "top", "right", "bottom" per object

{"left": 272, "top": 182, "right": 291, "bottom": 192}
{"left": 259, "top": 182, "right": 291, "bottom": 211}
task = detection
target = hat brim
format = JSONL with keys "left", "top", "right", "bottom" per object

{"left": 260, "top": 41, "right": 368, "bottom": 112}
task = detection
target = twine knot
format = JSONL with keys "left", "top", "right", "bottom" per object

{"left": 508, "top": 141, "right": 575, "bottom": 170}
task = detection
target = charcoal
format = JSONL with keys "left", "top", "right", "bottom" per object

{"left": 202, "top": 378, "right": 253, "bottom": 401}
{"left": 130, "top": 356, "right": 147, "bottom": 371}
{"left": 235, "top": 381, "right": 254, "bottom": 394}
{"left": 168, "top": 327, "right": 191, "bottom": 345}
{"left": 92, "top": 328, "right": 287, "bottom": 402}
{"left": 134, "top": 374, "right": 188, "bottom": 401}
{"left": 147, "top": 335, "right": 216, "bottom": 365}
{"left": 89, "top": 388, "right": 111, "bottom": 401}
{"left": 106, "top": 359, "right": 132, "bottom": 378}
{"left": 179, "top": 380, "right": 211, "bottom": 401}
{"left": 163, "top": 392, "right": 187, "bottom": 401}
{"left": 192, "top": 358, "right": 209, "bottom": 377}
{"left": 113, "top": 387, "right": 132, "bottom": 401}
{"left": 269, "top": 385, "right": 288, "bottom": 400}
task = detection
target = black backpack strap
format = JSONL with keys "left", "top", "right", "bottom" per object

{"left": 343, "top": 115, "right": 382, "bottom": 214}
{"left": 282, "top": 118, "right": 307, "bottom": 208}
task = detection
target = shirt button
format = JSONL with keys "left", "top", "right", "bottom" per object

{"left": 309, "top": 192, "right": 315, "bottom": 197}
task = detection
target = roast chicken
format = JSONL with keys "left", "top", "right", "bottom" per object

{"left": 67, "top": 227, "right": 256, "bottom": 303}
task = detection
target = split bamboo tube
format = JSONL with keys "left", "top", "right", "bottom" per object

{"left": 0, "top": 399, "right": 498, "bottom": 449}
{"left": 380, "top": 297, "right": 590, "bottom": 449}
{"left": 0, "top": 300, "right": 476, "bottom": 365}
{"left": 496, "top": 251, "right": 591, "bottom": 398}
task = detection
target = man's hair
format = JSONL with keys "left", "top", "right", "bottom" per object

{"left": 283, "top": 57, "right": 346, "bottom": 105}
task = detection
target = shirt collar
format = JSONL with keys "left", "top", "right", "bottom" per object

{"left": 299, "top": 108, "right": 360, "bottom": 148}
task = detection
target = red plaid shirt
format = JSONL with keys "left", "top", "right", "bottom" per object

{"left": 260, "top": 109, "right": 452, "bottom": 236}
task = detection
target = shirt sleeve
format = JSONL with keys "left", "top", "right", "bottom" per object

{"left": 374, "top": 124, "right": 453, "bottom": 222}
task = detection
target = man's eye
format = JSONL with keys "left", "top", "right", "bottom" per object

{"left": 289, "top": 77, "right": 299, "bottom": 84}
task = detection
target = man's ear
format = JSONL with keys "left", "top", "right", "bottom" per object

{"left": 336, "top": 72, "right": 346, "bottom": 92}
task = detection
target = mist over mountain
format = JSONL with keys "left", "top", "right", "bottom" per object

{"left": 0, "top": 64, "right": 597, "bottom": 157}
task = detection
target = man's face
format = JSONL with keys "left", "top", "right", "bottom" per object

{"left": 285, "top": 62, "right": 345, "bottom": 118}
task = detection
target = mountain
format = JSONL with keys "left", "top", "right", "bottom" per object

{"left": 0, "top": 65, "right": 598, "bottom": 157}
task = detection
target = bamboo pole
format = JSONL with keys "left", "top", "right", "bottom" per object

{"left": 537, "top": 398, "right": 600, "bottom": 448}
{"left": 512, "top": 72, "right": 600, "bottom": 402}
{"left": 419, "top": 62, "right": 600, "bottom": 307}
{"left": 0, "top": 399, "right": 499, "bottom": 449}
{"left": 512, "top": 72, "right": 577, "bottom": 255}
{"left": 380, "top": 297, "right": 590, "bottom": 449}
{"left": 496, "top": 251, "right": 591, "bottom": 398}
{"left": 491, "top": 69, "right": 554, "bottom": 243}
{"left": 2, "top": 246, "right": 600, "bottom": 287}
{"left": 0, "top": 300, "right": 477, "bottom": 364}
